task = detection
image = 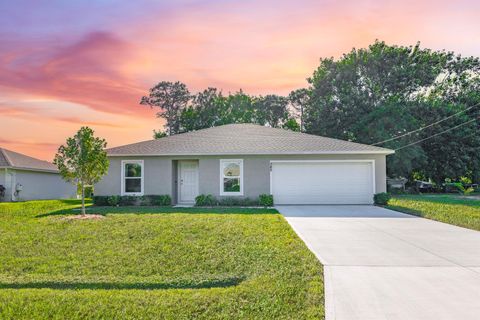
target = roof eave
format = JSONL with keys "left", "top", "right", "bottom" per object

{"left": 0, "top": 166, "right": 60, "bottom": 173}
{"left": 107, "top": 150, "right": 395, "bottom": 157}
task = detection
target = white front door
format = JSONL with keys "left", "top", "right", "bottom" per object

{"left": 178, "top": 161, "right": 199, "bottom": 203}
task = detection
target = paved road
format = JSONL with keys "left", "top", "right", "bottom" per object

{"left": 277, "top": 205, "right": 480, "bottom": 320}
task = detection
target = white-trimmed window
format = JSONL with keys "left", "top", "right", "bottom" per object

{"left": 121, "top": 160, "right": 144, "bottom": 196}
{"left": 220, "top": 159, "right": 243, "bottom": 196}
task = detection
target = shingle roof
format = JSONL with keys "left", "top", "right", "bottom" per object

{"left": 0, "top": 148, "right": 59, "bottom": 172}
{"left": 107, "top": 124, "right": 394, "bottom": 156}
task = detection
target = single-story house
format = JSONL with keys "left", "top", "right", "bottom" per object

{"left": 0, "top": 148, "right": 76, "bottom": 202}
{"left": 95, "top": 124, "right": 394, "bottom": 205}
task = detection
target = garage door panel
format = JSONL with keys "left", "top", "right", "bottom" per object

{"left": 272, "top": 162, "right": 374, "bottom": 205}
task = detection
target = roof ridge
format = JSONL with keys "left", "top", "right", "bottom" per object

{"left": 0, "top": 147, "right": 59, "bottom": 172}
{"left": 0, "top": 147, "right": 13, "bottom": 166}
{"left": 106, "top": 123, "right": 394, "bottom": 156}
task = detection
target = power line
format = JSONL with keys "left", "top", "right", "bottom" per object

{"left": 394, "top": 117, "right": 479, "bottom": 151}
{"left": 372, "top": 101, "right": 480, "bottom": 146}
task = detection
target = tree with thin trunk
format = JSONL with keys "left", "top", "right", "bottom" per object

{"left": 54, "top": 127, "right": 109, "bottom": 216}
{"left": 140, "top": 81, "right": 191, "bottom": 135}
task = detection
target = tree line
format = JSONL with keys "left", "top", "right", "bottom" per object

{"left": 141, "top": 41, "right": 480, "bottom": 184}
{"left": 141, "top": 84, "right": 302, "bottom": 137}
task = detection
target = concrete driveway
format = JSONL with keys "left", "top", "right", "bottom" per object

{"left": 277, "top": 205, "right": 480, "bottom": 320}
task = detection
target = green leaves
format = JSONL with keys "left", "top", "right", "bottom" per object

{"left": 54, "top": 127, "right": 109, "bottom": 214}
{"left": 305, "top": 40, "right": 480, "bottom": 182}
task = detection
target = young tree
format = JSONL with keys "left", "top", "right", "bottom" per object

{"left": 54, "top": 127, "right": 109, "bottom": 216}
{"left": 140, "top": 81, "right": 191, "bottom": 135}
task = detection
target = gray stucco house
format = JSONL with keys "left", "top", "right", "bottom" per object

{"left": 0, "top": 148, "right": 76, "bottom": 202}
{"left": 95, "top": 124, "right": 394, "bottom": 205}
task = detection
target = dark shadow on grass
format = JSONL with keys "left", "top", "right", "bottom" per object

{"left": 385, "top": 205, "right": 425, "bottom": 218}
{"left": 0, "top": 277, "right": 245, "bottom": 290}
{"left": 36, "top": 206, "right": 278, "bottom": 218}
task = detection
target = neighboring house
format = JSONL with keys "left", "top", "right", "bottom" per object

{"left": 95, "top": 124, "right": 394, "bottom": 205}
{"left": 0, "top": 148, "right": 76, "bottom": 202}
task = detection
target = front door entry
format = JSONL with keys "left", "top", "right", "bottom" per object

{"left": 178, "top": 161, "right": 199, "bottom": 203}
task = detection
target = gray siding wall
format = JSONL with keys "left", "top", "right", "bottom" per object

{"left": 9, "top": 169, "right": 76, "bottom": 201}
{"left": 94, "top": 157, "right": 172, "bottom": 196}
{"left": 0, "top": 169, "right": 6, "bottom": 201}
{"left": 95, "top": 154, "right": 388, "bottom": 202}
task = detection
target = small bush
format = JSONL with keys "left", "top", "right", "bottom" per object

{"left": 195, "top": 194, "right": 218, "bottom": 206}
{"left": 195, "top": 194, "right": 260, "bottom": 207}
{"left": 152, "top": 195, "right": 172, "bottom": 206}
{"left": 119, "top": 196, "right": 139, "bottom": 206}
{"left": 446, "top": 182, "right": 475, "bottom": 196}
{"left": 259, "top": 194, "right": 274, "bottom": 207}
{"left": 374, "top": 192, "right": 391, "bottom": 205}
{"left": 92, "top": 196, "right": 109, "bottom": 206}
{"left": 218, "top": 197, "right": 259, "bottom": 206}
{"left": 93, "top": 195, "right": 171, "bottom": 207}
{"left": 107, "top": 195, "right": 121, "bottom": 206}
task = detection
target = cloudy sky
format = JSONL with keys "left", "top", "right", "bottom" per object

{"left": 1, "top": 0, "right": 479, "bottom": 160}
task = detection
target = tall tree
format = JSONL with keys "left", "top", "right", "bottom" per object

{"left": 288, "top": 88, "right": 309, "bottom": 132}
{"left": 255, "top": 94, "right": 289, "bottom": 127}
{"left": 140, "top": 81, "right": 191, "bottom": 135}
{"left": 305, "top": 40, "right": 480, "bottom": 181}
{"left": 221, "top": 90, "right": 257, "bottom": 124}
{"left": 179, "top": 87, "right": 225, "bottom": 131}
{"left": 54, "top": 127, "right": 109, "bottom": 215}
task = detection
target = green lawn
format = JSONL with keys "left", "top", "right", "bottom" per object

{"left": 387, "top": 194, "right": 480, "bottom": 231}
{"left": 0, "top": 200, "right": 324, "bottom": 319}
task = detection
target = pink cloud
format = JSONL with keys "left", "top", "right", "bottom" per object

{"left": 0, "top": 32, "right": 151, "bottom": 117}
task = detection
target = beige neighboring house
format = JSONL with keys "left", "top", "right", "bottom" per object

{"left": 0, "top": 148, "right": 76, "bottom": 202}
{"left": 95, "top": 124, "right": 394, "bottom": 205}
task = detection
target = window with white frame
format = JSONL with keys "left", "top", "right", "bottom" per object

{"left": 220, "top": 159, "right": 243, "bottom": 196}
{"left": 121, "top": 160, "right": 144, "bottom": 195}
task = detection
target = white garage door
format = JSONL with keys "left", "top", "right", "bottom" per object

{"left": 271, "top": 161, "right": 374, "bottom": 205}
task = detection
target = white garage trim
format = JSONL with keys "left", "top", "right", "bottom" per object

{"left": 269, "top": 160, "right": 375, "bottom": 204}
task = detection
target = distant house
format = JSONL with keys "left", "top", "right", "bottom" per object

{"left": 0, "top": 148, "right": 76, "bottom": 202}
{"left": 95, "top": 124, "right": 394, "bottom": 205}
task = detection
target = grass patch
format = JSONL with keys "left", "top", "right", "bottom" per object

{"left": 0, "top": 200, "right": 323, "bottom": 319}
{"left": 387, "top": 194, "right": 480, "bottom": 231}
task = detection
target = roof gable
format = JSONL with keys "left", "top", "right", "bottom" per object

{"left": 107, "top": 124, "right": 394, "bottom": 156}
{"left": 0, "top": 148, "right": 59, "bottom": 172}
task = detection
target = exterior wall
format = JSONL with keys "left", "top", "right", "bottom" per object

{"left": 95, "top": 154, "right": 388, "bottom": 202}
{"left": 2, "top": 169, "right": 76, "bottom": 201}
{"left": 94, "top": 157, "right": 173, "bottom": 196}
{"left": 199, "top": 154, "right": 386, "bottom": 199}
{"left": 0, "top": 169, "right": 6, "bottom": 201}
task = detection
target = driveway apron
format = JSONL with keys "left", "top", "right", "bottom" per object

{"left": 277, "top": 205, "right": 480, "bottom": 320}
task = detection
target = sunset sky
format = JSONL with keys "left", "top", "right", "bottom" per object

{"left": 1, "top": 0, "right": 479, "bottom": 160}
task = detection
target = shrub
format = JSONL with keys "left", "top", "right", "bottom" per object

{"left": 92, "top": 196, "right": 109, "bottom": 206}
{"left": 259, "top": 194, "right": 274, "bottom": 207}
{"left": 218, "top": 197, "right": 259, "bottom": 206}
{"left": 446, "top": 182, "right": 475, "bottom": 195}
{"left": 93, "top": 195, "right": 171, "bottom": 206}
{"left": 195, "top": 194, "right": 217, "bottom": 206}
{"left": 374, "top": 192, "right": 391, "bottom": 205}
{"left": 195, "top": 195, "right": 261, "bottom": 207}
{"left": 119, "top": 196, "right": 139, "bottom": 206}
{"left": 107, "top": 195, "right": 121, "bottom": 206}
{"left": 151, "top": 195, "right": 172, "bottom": 206}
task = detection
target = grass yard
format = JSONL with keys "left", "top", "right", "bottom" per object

{"left": 0, "top": 200, "right": 324, "bottom": 319}
{"left": 387, "top": 194, "right": 480, "bottom": 231}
